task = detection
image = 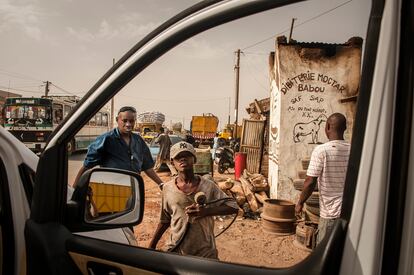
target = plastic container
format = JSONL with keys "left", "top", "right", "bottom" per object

{"left": 193, "top": 148, "right": 213, "bottom": 176}
{"left": 234, "top": 152, "right": 247, "bottom": 180}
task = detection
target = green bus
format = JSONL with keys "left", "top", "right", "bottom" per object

{"left": 3, "top": 96, "right": 110, "bottom": 154}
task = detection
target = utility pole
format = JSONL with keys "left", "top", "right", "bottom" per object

{"left": 111, "top": 58, "right": 115, "bottom": 128}
{"left": 227, "top": 96, "right": 231, "bottom": 125}
{"left": 44, "top": 81, "right": 50, "bottom": 96}
{"left": 288, "top": 18, "right": 296, "bottom": 43}
{"left": 233, "top": 49, "right": 241, "bottom": 138}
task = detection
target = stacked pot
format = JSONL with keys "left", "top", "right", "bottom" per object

{"left": 293, "top": 157, "right": 320, "bottom": 224}
{"left": 260, "top": 199, "right": 296, "bottom": 235}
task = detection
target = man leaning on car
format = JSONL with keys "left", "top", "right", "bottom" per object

{"left": 73, "top": 106, "right": 164, "bottom": 189}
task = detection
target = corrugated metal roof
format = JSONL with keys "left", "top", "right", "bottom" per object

{"left": 276, "top": 35, "right": 363, "bottom": 48}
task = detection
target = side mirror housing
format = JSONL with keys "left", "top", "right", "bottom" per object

{"left": 66, "top": 167, "right": 144, "bottom": 232}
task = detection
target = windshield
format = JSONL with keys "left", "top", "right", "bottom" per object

{"left": 150, "top": 135, "right": 182, "bottom": 147}
{"left": 5, "top": 105, "right": 52, "bottom": 125}
{"left": 170, "top": 136, "right": 182, "bottom": 145}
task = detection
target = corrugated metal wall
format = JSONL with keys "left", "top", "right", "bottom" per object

{"left": 240, "top": 119, "right": 265, "bottom": 173}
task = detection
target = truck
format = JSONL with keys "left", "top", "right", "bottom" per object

{"left": 136, "top": 122, "right": 163, "bottom": 142}
{"left": 136, "top": 111, "right": 165, "bottom": 142}
{"left": 190, "top": 113, "right": 219, "bottom": 146}
{"left": 219, "top": 123, "right": 242, "bottom": 141}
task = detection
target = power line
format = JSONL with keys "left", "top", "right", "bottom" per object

{"left": 242, "top": 0, "right": 353, "bottom": 50}
{"left": 243, "top": 52, "right": 269, "bottom": 56}
{"left": 242, "top": 54, "right": 269, "bottom": 93}
{"left": 50, "top": 83, "right": 79, "bottom": 96}
{"left": 0, "top": 69, "right": 43, "bottom": 82}
{"left": 118, "top": 94, "right": 230, "bottom": 103}
{"left": 0, "top": 85, "right": 44, "bottom": 94}
{"left": 4, "top": 85, "right": 43, "bottom": 89}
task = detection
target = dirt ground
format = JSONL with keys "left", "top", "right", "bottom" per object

{"left": 134, "top": 166, "right": 310, "bottom": 268}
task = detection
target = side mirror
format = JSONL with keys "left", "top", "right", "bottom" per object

{"left": 66, "top": 168, "right": 144, "bottom": 232}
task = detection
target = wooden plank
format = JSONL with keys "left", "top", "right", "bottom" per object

{"left": 254, "top": 191, "right": 269, "bottom": 204}
{"left": 240, "top": 177, "right": 259, "bottom": 212}
{"left": 240, "top": 119, "right": 266, "bottom": 174}
{"left": 229, "top": 181, "right": 246, "bottom": 206}
{"left": 218, "top": 179, "right": 234, "bottom": 190}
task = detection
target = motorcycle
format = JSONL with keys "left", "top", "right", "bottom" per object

{"left": 214, "top": 146, "right": 234, "bottom": 174}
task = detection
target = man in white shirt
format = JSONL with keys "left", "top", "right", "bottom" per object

{"left": 295, "top": 113, "right": 350, "bottom": 244}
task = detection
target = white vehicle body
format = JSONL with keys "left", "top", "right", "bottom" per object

{"left": 0, "top": 127, "right": 136, "bottom": 274}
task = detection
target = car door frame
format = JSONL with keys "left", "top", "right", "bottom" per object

{"left": 23, "top": 0, "right": 407, "bottom": 274}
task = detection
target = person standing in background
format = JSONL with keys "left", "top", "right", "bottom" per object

{"left": 154, "top": 128, "right": 177, "bottom": 175}
{"left": 295, "top": 113, "right": 350, "bottom": 244}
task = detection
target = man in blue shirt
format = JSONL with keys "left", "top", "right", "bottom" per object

{"left": 73, "top": 106, "right": 164, "bottom": 189}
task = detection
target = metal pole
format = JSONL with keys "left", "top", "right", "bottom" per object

{"left": 233, "top": 49, "right": 241, "bottom": 138}
{"left": 44, "top": 81, "right": 50, "bottom": 97}
{"left": 227, "top": 97, "right": 231, "bottom": 125}
{"left": 288, "top": 18, "right": 296, "bottom": 43}
{"left": 111, "top": 58, "right": 115, "bottom": 128}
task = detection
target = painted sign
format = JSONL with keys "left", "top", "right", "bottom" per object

{"left": 268, "top": 36, "right": 362, "bottom": 201}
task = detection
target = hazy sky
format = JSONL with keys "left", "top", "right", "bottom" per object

{"left": 0, "top": 0, "right": 371, "bottom": 129}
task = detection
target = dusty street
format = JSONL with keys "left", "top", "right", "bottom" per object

{"left": 135, "top": 169, "right": 310, "bottom": 268}
{"left": 69, "top": 152, "right": 309, "bottom": 268}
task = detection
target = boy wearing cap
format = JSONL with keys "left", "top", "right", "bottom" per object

{"left": 73, "top": 106, "right": 163, "bottom": 188}
{"left": 149, "top": 141, "right": 238, "bottom": 259}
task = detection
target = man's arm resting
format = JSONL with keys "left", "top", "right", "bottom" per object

{"left": 149, "top": 222, "right": 170, "bottom": 249}
{"left": 295, "top": 176, "right": 317, "bottom": 215}
{"left": 144, "top": 168, "right": 164, "bottom": 187}
{"left": 72, "top": 165, "right": 88, "bottom": 188}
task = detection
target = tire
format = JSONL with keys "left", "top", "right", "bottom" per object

{"left": 298, "top": 170, "right": 307, "bottom": 179}
{"left": 218, "top": 165, "right": 226, "bottom": 174}
{"left": 306, "top": 192, "right": 319, "bottom": 205}
{"left": 293, "top": 179, "right": 305, "bottom": 191}
{"left": 305, "top": 209, "right": 319, "bottom": 224}
{"left": 305, "top": 203, "right": 320, "bottom": 216}
{"left": 302, "top": 158, "right": 310, "bottom": 170}
{"left": 67, "top": 140, "right": 74, "bottom": 156}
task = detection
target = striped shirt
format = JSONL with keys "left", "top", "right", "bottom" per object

{"left": 307, "top": 140, "right": 350, "bottom": 219}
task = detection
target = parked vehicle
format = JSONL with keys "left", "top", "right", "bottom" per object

{"left": 3, "top": 96, "right": 110, "bottom": 154}
{"left": 148, "top": 134, "right": 183, "bottom": 162}
{"left": 190, "top": 113, "right": 219, "bottom": 146}
{"left": 219, "top": 123, "right": 242, "bottom": 140}
{"left": 136, "top": 111, "right": 165, "bottom": 143}
{"left": 138, "top": 122, "right": 163, "bottom": 143}
{"left": 214, "top": 146, "right": 235, "bottom": 174}
{"left": 2, "top": 0, "right": 413, "bottom": 274}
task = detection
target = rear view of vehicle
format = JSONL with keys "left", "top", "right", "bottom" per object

{"left": 214, "top": 146, "right": 235, "bottom": 174}
{"left": 191, "top": 113, "right": 219, "bottom": 147}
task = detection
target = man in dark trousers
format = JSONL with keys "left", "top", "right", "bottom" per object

{"left": 154, "top": 128, "right": 176, "bottom": 175}
{"left": 73, "top": 106, "right": 163, "bottom": 189}
{"left": 295, "top": 113, "right": 351, "bottom": 245}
